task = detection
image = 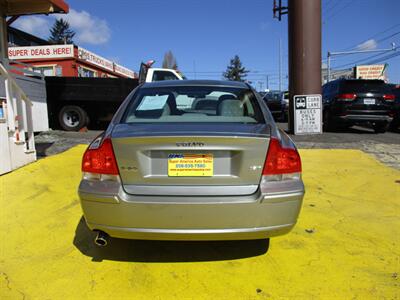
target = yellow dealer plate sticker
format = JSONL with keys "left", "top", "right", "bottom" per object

{"left": 168, "top": 154, "right": 213, "bottom": 177}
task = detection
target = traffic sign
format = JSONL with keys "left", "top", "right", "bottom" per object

{"left": 293, "top": 94, "right": 322, "bottom": 135}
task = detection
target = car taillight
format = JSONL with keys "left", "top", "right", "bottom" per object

{"left": 336, "top": 93, "right": 357, "bottom": 101}
{"left": 383, "top": 94, "right": 395, "bottom": 101}
{"left": 262, "top": 138, "right": 301, "bottom": 176}
{"left": 82, "top": 138, "right": 119, "bottom": 175}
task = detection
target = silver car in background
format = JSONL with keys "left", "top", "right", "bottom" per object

{"left": 78, "top": 80, "right": 304, "bottom": 245}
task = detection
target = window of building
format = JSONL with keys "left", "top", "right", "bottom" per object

{"left": 32, "top": 66, "right": 54, "bottom": 76}
{"left": 79, "top": 66, "right": 97, "bottom": 77}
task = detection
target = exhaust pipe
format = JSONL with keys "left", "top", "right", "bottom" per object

{"left": 94, "top": 231, "right": 109, "bottom": 247}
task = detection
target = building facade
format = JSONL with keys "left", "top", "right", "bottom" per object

{"left": 7, "top": 27, "right": 136, "bottom": 79}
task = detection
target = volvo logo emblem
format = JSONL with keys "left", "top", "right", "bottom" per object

{"left": 176, "top": 142, "right": 205, "bottom": 147}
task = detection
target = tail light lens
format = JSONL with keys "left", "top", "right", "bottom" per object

{"left": 383, "top": 94, "right": 395, "bottom": 101}
{"left": 336, "top": 93, "right": 357, "bottom": 101}
{"left": 263, "top": 138, "right": 301, "bottom": 176}
{"left": 82, "top": 138, "right": 119, "bottom": 175}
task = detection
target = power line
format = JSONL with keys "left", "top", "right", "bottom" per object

{"left": 342, "top": 23, "right": 400, "bottom": 51}
{"left": 323, "top": 0, "right": 354, "bottom": 23}
{"left": 327, "top": 27, "right": 400, "bottom": 69}
{"left": 333, "top": 51, "right": 394, "bottom": 69}
{"left": 363, "top": 51, "right": 400, "bottom": 65}
{"left": 376, "top": 31, "right": 400, "bottom": 44}
{"left": 332, "top": 51, "right": 400, "bottom": 70}
{"left": 322, "top": 0, "right": 335, "bottom": 16}
{"left": 322, "top": 0, "right": 343, "bottom": 19}
{"left": 331, "top": 36, "right": 400, "bottom": 69}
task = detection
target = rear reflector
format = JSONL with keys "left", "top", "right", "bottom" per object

{"left": 82, "top": 138, "right": 119, "bottom": 175}
{"left": 263, "top": 138, "right": 301, "bottom": 175}
{"left": 383, "top": 94, "right": 395, "bottom": 101}
{"left": 336, "top": 93, "right": 357, "bottom": 101}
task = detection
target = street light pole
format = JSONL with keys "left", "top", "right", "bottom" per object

{"left": 327, "top": 51, "right": 331, "bottom": 82}
{"left": 327, "top": 44, "right": 396, "bottom": 82}
{"left": 279, "top": 38, "right": 282, "bottom": 91}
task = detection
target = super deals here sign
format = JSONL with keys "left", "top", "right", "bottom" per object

{"left": 8, "top": 45, "right": 74, "bottom": 60}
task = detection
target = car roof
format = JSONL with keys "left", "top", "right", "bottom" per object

{"left": 328, "top": 78, "right": 385, "bottom": 83}
{"left": 142, "top": 80, "right": 250, "bottom": 89}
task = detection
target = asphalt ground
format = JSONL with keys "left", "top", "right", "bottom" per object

{"left": 1, "top": 146, "right": 399, "bottom": 299}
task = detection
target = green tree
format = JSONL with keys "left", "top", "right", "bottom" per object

{"left": 162, "top": 50, "right": 178, "bottom": 69}
{"left": 48, "top": 18, "right": 75, "bottom": 44}
{"left": 222, "top": 55, "right": 250, "bottom": 81}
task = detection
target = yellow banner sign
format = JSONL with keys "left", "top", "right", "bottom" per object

{"left": 168, "top": 154, "right": 213, "bottom": 177}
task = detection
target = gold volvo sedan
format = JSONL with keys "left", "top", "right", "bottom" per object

{"left": 78, "top": 80, "right": 305, "bottom": 246}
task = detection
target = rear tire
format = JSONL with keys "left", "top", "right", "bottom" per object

{"left": 323, "top": 110, "right": 334, "bottom": 132}
{"left": 58, "top": 105, "right": 88, "bottom": 131}
{"left": 281, "top": 111, "right": 288, "bottom": 122}
{"left": 389, "top": 117, "right": 400, "bottom": 132}
{"left": 373, "top": 122, "right": 388, "bottom": 133}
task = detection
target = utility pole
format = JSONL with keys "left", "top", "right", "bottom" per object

{"left": 258, "top": 81, "right": 264, "bottom": 91}
{"left": 266, "top": 75, "right": 269, "bottom": 90}
{"left": 287, "top": 0, "right": 321, "bottom": 133}
{"left": 279, "top": 38, "right": 282, "bottom": 91}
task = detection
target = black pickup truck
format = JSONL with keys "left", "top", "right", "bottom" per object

{"left": 45, "top": 77, "right": 138, "bottom": 131}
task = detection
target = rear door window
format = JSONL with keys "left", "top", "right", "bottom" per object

{"left": 264, "top": 92, "right": 282, "bottom": 102}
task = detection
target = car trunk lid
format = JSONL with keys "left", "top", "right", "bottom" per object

{"left": 111, "top": 123, "right": 270, "bottom": 196}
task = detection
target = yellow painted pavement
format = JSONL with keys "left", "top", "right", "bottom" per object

{"left": 1, "top": 146, "right": 399, "bottom": 299}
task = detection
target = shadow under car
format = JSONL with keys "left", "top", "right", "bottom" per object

{"left": 73, "top": 217, "right": 270, "bottom": 263}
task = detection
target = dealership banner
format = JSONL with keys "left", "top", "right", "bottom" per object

{"left": 355, "top": 64, "right": 387, "bottom": 80}
{"left": 8, "top": 45, "right": 74, "bottom": 60}
{"left": 78, "top": 47, "right": 114, "bottom": 72}
{"left": 114, "top": 63, "right": 136, "bottom": 78}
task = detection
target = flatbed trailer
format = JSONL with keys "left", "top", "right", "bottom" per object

{"left": 45, "top": 76, "right": 138, "bottom": 131}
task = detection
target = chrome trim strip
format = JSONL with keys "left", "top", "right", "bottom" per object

{"left": 123, "top": 184, "right": 259, "bottom": 196}
{"left": 88, "top": 223, "right": 294, "bottom": 234}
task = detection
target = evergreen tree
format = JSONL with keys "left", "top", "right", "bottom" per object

{"left": 223, "top": 55, "right": 250, "bottom": 81}
{"left": 48, "top": 18, "right": 75, "bottom": 44}
{"left": 162, "top": 50, "right": 178, "bottom": 69}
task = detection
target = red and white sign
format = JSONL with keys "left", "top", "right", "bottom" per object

{"left": 8, "top": 45, "right": 74, "bottom": 60}
{"left": 355, "top": 64, "right": 386, "bottom": 80}
{"left": 114, "top": 63, "right": 136, "bottom": 78}
{"left": 78, "top": 47, "right": 114, "bottom": 72}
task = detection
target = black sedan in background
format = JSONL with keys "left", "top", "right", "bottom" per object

{"left": 322, "top": 79, "right": 395, "bottom": 133}
{"left": 263, "top": 91, "right": 288, "bottom": 121}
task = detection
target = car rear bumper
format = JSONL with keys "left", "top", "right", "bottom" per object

{"left": 78, "top": 179, "right": 304, "bottom": 241}
{"left": 86, "top": 222, "right": 296, "bottom": 241}
{"left": 337, "top": 114, "right": 393, "bottom": 122}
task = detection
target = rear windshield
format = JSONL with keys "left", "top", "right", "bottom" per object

{"left": 264, "top": 92, "right": 282, "bottom": 101}
{"left": 341, "top": 80, "right": 391, "bottom": 93}
{"left": 121, "top": 86, "right": 265, "bottom": 123}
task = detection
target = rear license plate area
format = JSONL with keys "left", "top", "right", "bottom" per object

{"left": 364, "top": 98, "right": 376, "bottom": 105}
{"left": 168, "top": 153, "right": 213, "bottom": 177}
